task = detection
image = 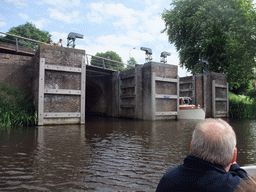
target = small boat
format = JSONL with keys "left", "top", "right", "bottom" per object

{"left": 177, "top": 97, "right": 205, "bottom": 120}
{"left": 241, "top": 165, "right": 256, "bottom": 176}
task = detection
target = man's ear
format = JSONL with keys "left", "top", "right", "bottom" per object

{"left": 231, "top": 147, "right": 237, "bottom": 164}
{"left": 190, "top": 140, "right": 193, "bottom": 150}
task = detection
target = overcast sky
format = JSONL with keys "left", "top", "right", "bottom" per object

{"left": 1, "top": 0, "right": 255, "bottom": 77}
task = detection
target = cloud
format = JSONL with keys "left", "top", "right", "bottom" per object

{"left": 129, "top": 30, "right": 155, "bottom": 42}
{"left": 84, "top": 1, "right": 183, "bottom": 69}
{"left": 86, "top": 2, "right": 109, "bottom": 23}
{"left": 18, "top": 13, "right": 29, "bottom": 20}
{"left": 87, "top": 2, "right": 138, "bottom": 29}
{"left": 142, "top": 15, "right": 165, "bottom": 34}
{"left": 85, "top": 1, "right": 167, "bottom": 63}
{"left": 86, "top": 12, "right": 103, "bottom": 24}
{"left": 96, "top": 35, "right": 141, "bottom": 47}
{"left": 30, "top": 18, "right": 50, "bottom": 29}
{"left": 40, "top": 0, "right": 80, "bottom": 7}
{"left": 87, "top": 1, "right": 166, "bottom": 36}
{"left": 48, "top": 8, "right": 81, "bottom": 23}
{"left": 0, "top": 21, "right": 7, "bottom": 27}
{"left": 88, "top": 2, "right": 137, "bottom": 18}
{"left": 4, "top": 0, "right": 26, "bottom": 6}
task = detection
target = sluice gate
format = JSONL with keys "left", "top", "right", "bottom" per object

{"left": 179, "top": 74, "right": 229, "bottom": 118}
{"left": 118, "top": 63, "right": 179, "bottom": 120}
{"left": 33, "top": 45, "right": 86, "bottom": 125}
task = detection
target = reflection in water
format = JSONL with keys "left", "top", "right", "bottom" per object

{"left": 83, "top": 118, "right": 198, "bottom": 191}
{"left": 0, "top": 127, "right": 39, "bottom": 190}
{"left": 0, "top": 118, "right": 256, "bottom": 191}
{"left": 226, "top": 118, "right": 256, "bottom": 166}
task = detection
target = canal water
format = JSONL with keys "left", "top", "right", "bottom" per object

{"left": 0, "top": 117, "right": 256, "bottom": 191}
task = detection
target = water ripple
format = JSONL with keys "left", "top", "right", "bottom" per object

{"left": 0, "top": 118, "right": 255, "bottom": 191}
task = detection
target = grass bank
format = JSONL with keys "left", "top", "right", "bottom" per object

{"left": 229, "top": 92, "right": 256, "bottom": 119}
{"left": 0, "top": 81, "right": 37, "bottom": 127}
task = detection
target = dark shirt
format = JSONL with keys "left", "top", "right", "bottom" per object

{"left": 156, "top": 155, "right": 248, "bottom": 192}
{"left": 47, "top": 40, "right": 53, "bottom": 45}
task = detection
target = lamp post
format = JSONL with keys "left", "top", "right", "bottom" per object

{"left": 129, "top": 47, "right": 136, "bottom": 64}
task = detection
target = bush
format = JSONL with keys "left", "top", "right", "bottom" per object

{"left": 247, "top": 89, "right": 256, "bottom": 99}
{"left": 229, "top": 92, "right": 256, "bottom": 119}
{"left": 0, "top": 81, "right": 37, "bottom": 127}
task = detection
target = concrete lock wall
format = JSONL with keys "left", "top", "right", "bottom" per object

{"left": 197, "top": 72, "right": 228, "bottom": 118}
{"left": 118, "top": 62, "right": 179, "bottom": 120}
{"left": 108, "top": 71, "right": 120, "bottom": 117}
{"left": 207, "top": 72, "right": 229, "bottom": 118}
{"left": 0, "top": 53, "right": 33, "bottom": 95}
{"left": 86, "top": 74, "right": 114, "bottom": 117}
{"left": 179, "top": 76, "right": 195, "bottom": 104}
{"left": 1, "top": 44, "right": 228, "bottom": 124}
{"left": 33, "top": 44, "right": 86, "bottom": 125}
{"left": 119, "top": 67, "right": 137, "bottom": 118}
{"left": 179, "top": 72, "right": 228, "bottom": 118}
{"left": 195, "top": 74, "right": 204, "bottom": 108}
{"left": 143, "top": 62, "right": 179, "bottom": 120}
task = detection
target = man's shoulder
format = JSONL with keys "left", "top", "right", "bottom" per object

{"left": 157, "top": 156, "right": 246, "bottom": 192}
{"left": 161, "top": 164, "right": 186, "bottom": 179}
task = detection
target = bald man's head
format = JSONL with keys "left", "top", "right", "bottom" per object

{"left": 191, "top": 118, "right": 236, "bottom": 167}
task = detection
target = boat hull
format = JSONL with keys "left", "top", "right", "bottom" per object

{"left": 241, "top": 165, "right": 256, "bottom": 176}
{"left": 178, "top": 108, "right": 205, "bottom": 120}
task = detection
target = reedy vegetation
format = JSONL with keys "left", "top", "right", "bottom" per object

{"left": 0, "top": 82, "right": 37, "bottom": 127}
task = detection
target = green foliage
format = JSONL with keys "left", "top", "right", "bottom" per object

{"left": 3, "top": 22, "right": 51, "bottom": 50}
{"left": 126, "top": 57, "right": 137, "bottom": 70}
{"left": 229, "top": 92, "right": 256, "bottom": 119}
{"left": 232, "top": 79, "right": 255, "bottom": 95}
{"left": 90, "top": 51, "right": 125, "bottom": 71}
{"left": 162, "top": 0, "right": 256, "bottom": 93}
{"left": 0, "top": 82, "right": 37, "bottom": 127}
{"left": 247, "top": 89, "right": 256, "bottom": 99}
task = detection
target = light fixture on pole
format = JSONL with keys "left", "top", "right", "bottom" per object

{"left": 129, "top": 47, "right": 136, "bottom": 64}
{"left": 67, "top": 32, "right": 84, "bottom": 48}
{"left": 201, "top": 58, "right": 209, "bottom": 73}
{"left": 140, "top": 47, "right": 152, "bottom": 63}
{"left": 160, "top": 51, "right": 171, "bottom": 64}
{"left": 129, "top": 47, "right": 136, "bottom": 58}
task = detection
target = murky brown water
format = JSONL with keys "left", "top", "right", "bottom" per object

{"left": 0, "top": 117, "right": 256, "bottom": 191}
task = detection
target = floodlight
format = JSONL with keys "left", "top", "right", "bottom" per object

{"left": 140, "top": 47, "right": 152, "bottom": 62}
{"left": 67, "top": 32, "right": 84, "bottom": 48}
{"left": 160, "top": 51, "right": 171, "bottom": 64}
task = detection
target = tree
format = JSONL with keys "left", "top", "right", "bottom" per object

{"left": 162, "top": 0, "right": 256, "bottom": 93}
{"left": 90, "top": 51, "right": 125, "bottom": 71}
{"left": 3, "top": 22, "right": 51, "bottom": 50}
{"left": 126, "top": 57, "right": 138, "bottom": 70}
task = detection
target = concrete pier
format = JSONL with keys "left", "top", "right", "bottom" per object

{"left": 32, "top": 44, "right": 86, "bottom": 125}
{"left": 0, "top": 44, "right": 229, "bottom": 125}
{"left": 180, "top": 73, "right": 229, "bottom": 118}
{"left": 117, "top": 62, "right": 179, "bottom": 120}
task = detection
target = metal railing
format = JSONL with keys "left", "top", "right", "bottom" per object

{"left": 85, "top": 53, "right": 134, "bottom": 71}
{"left": 0, "top": 31, "right": 135, "bottom": 71}
{"left": 0, "top": 31, "right": 49, "bottom": 53}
